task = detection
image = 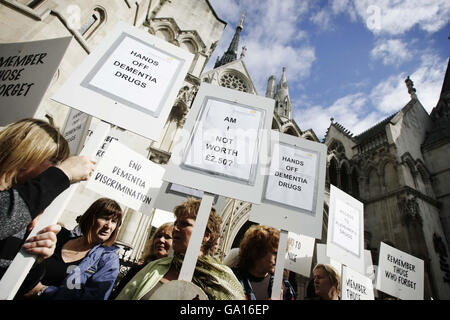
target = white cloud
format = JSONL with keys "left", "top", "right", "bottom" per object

{"left": 207, "top": 0, "right": 316, "bottom": 94}
{"left": 310, "top": 8, "right": 333, "bottom": 31}
{"left": 294, "top": 93, "right": 383, "bottom": 138}
{"left": 370, "top": 39, "right": 412, "bottom": 66}
{"left": 370, "top": 53, "right": 446, "bottom": 113}
{"left": 295, "top": 53, "right": 446, "bottom": 139}
{"left": 330, "top": 0, "right": 450, "bottom": 35}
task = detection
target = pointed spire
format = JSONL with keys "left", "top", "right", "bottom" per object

{"left": 214, "top": 12, "right": 245, "bottom": 68}
{"left": 274, "top": 67, "right": 293, "bottom": 119}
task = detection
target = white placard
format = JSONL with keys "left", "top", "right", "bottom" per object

{"left": 183, "top": 98, "right": 263, "bottom": 184}
{"left": 316, "top": 243, "right": 342, "bottom": 276}
{"left": 249, "top": 131, "right": 327, "bottom": 238}
{"left": 341, "top": 266, "right": 375, "bottom": 300}
{"left": 62, "top": 109, "right": 91, "bottom": 155}
{"left": 364, "top": 250, "right": 377, "bottom": 285}
{"left": 153, "top": 181, "right": 227, "bottom": 215}
{"left": 151, "top": 209, "right": 175, "bottom": 228}
{"left": 285, "top": 232, "right": 315, "bottom": 277}
{"left": 327, "top": 184, "right": 365, "bottom": 274}
{"left": 332, "top": 198, "right": 360, "bottom": 256}
{"left": 0, "top": 36, "right": 72, "bottom": 126}
{"left": 86, "top": 140, "right": 165, "bottom": 215}
{"left": 164, "top": 82, "right": 274, "bottom": 204}
{"left": 52, "top": 21, "right": 193, "bottom": 140}
{"left": 376, "top": 242, "right": 424, "bottom": 300}
{"left": 265, "top": 142, "right": 318, "bottom": 211}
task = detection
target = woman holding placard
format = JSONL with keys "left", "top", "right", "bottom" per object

{"left": 0, "top": 118, "right": 96, "bottom": 284}
{"left": 21, "top": 197, "right": 123, "bottom": 299}
{"left": 115, "top": 198, "right": 245, "bottom": 300}
{"left": 232, "top": 225, "right": 296, "bottom": 300}
{"left": 312, "top": 264, "right": 341, "bottom": 300}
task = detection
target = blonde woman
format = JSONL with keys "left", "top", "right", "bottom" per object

{"left": 312, "top": 264, "right": 341, "bottom": 300}
{"left": 109, "top": 222, "right": 173, "bottom": 299}
{"left": 0, "top": 118, "right": 95, "bottom": 283}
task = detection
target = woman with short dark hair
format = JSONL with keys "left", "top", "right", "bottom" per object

{"left": 23, "top": 197, "right": 123, "bottom": 300}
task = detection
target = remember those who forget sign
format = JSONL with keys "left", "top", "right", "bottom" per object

{"left": 52, "top": 21, "right": 193, "bottom": 140}
{"left": 327, "top": 184, "right": 365, "bottom": 274}
{"left": 376, "top": 242, "right": 424, "bottom": 300}
{"left": 0, "top": 36, "right": 72, "bottom": 126}
{"left": 341, "top": 265, "right": 375, "bottom": 300}
{"left": 86, "top": 140, "right": 165, "bottom": 215}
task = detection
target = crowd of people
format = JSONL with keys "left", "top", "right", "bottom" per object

{"left": 1, "top": 118, "right": 341, "bottom": 300}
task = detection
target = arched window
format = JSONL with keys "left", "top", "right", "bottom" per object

{"left": 384, "top": 162, "right": 399, "bottom": 192}
{"left": 340, "top": 162, "right": 349, "bottom": 193}
{"left": 283, "top": 126, "right": 297, "bottom": 137}
{"left": 79, "top": 7, "right": 106, "bottom": 40}
{"left": 154, "top": 27, "right": 174, "bottom": 42}
{"left": 368, "top": 168, "right": 381, "bottom": 198}
{"left": 351, "top": 168, "right": 360, "bottom": 198}
{"left": 220, "top": 72, "right": 249, "bottom": 92}
{"left": 329, "top": 158, "right": 339, "bottom": 187}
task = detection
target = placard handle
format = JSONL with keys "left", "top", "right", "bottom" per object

{"left": 271, "top": 229, "right": 289, "bottom": 300}
{"left": 178, "top": 192, "right": 215, "bottom": 282}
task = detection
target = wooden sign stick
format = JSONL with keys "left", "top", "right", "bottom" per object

{"left": 178, "top": 192, "right": 215, "bottom": 282}
{"left": 0, "top": 121, "right": 110, "bottom": 300}
{"left": 271, "top": 229, "right": 289, "bottom": 300}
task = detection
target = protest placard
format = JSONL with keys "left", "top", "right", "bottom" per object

{"left": 376, "top": 242, "right": 424, "bottom": 300}
{"left": 0, "top": 36, "right": 72, "bottom": 126}
{"left": 284, "top": 232, "right": 315, "bottom": 277}
{"left": 86, "top": 140, "right": 165, "bottom": 215}
{"left": 341, "top": 265, "right": 375, "bottom": 300}
{"left": 164, "top": 82, "right": 274, "bottom": 204}
{"left": 52, "top": 21, "right": 193, "bottom": 140}
{"left": 250, "top": 131, "right": 327, "bottom": 238}
{"left": 154, "top": 181, "right": 227, "bottom": 215}
{"left": 327, "top": 184, "right": 365, "bottom": 274}
{"left": 316, "top": 243, "right": 342, "bottom": 276}
{"left": 62, "top": 109, "right": 91, "bottom": 155}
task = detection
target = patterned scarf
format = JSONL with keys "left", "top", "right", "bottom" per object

{"left": 171, "top": 253, "right": 245, "bottom": 300}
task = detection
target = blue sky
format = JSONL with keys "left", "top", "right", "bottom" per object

{"left": 205, "top": 0, "right": 450, "bottom": 140}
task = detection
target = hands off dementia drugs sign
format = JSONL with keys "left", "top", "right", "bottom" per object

{"left": 376, "top": 242, "right": 424, "bottom": 300}
{"left": 265, "top": 142, "right": 318, "bottom": 211}
{"left": 86, "top": 140, "right": 164, "bottom": 215}
{"left": 250, "top": 132, "right": 326, "bottom": 238}
{"left": 183, "top": 98, "right": 263, "bottom": 184}
{"left": 327, "top": 185, "right": 365, "bottom": 274}
{"left": 342, "top": 266, "right": 374, "bottom": 300}
{"left": 0, "top": 37, "right": 72, "bottom": 126}
{"left": 53, "top": 22, "right": 193, "bottom": 140}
